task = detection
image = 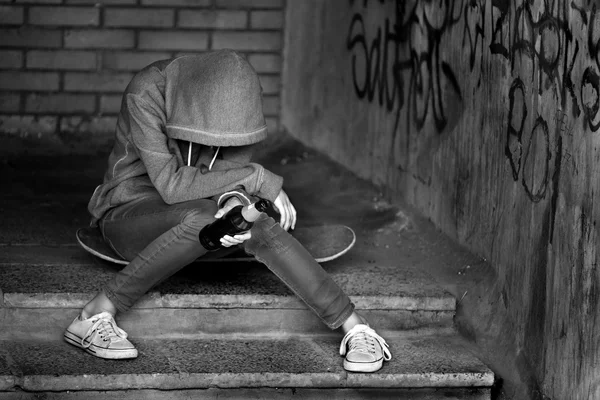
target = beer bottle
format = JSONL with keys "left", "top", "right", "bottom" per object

{"left": 199, "top": 199, "right": 270, "bottom": 250}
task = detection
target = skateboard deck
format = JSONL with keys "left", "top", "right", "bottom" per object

{"left": 76, "top": 224, "right": 356, "bottom": 265}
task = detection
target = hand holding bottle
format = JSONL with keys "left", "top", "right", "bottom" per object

{"left": 200, "top": 198, "right": 270, "bottom": 250}
{"left": 213, "top": 197, "right": 252, "bottom": 247}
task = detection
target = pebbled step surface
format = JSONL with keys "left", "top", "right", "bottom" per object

{"left": 0, "top": 246, "right": 455, "bottom": 312}
{"left": 0, "top": 332, "right": 493, "bottom": 392}
{"left": 0, "top": 388, "right": 492, "bottom": 400}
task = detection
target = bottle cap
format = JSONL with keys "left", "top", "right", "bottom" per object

{"left": 254, "top": 199, "right": 270, "bottom": 212}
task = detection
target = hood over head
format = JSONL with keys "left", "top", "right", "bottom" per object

{"left": 165, "top": 50, "right": 268, "bottom": 147}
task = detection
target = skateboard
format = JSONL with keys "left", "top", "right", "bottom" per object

{"left": 76, "top": 224, "right": 356, "bottom": 265}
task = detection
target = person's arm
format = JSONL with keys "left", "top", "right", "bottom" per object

{"left": 126, "top": 93, "right": 283, "bottom": 204}
{"left": 208, "top": 146, "right": 264, "bottom": 207}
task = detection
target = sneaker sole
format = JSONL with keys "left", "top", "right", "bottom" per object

{"left": 343, "top": 357, "right": 384, "bottom": 373}
{"left": 64, "top": 330, "right": 138, "bottom": 360}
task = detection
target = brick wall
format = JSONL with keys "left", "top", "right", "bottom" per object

{"left": 0, "top": 0, "right": 284, "bottom": 150}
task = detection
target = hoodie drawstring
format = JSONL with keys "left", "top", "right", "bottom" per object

{"left": 209, "top": 146, "right": 220, "bottom": 171}
{"left": 188, "top": 141, "right": 220, "bottom": 171}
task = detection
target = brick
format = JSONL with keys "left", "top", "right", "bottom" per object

{"left": 60, "top": 115, "right": 118, "bottom": 134}
{"left": 103, "top": 51, "right": 171, "bottom": 71}
{"left": 0, "top": 71, "right": 59, "bottom": 91}
{"left": 141, "top": 0, "right": 211, "bottom": 6}
{"left": 64, "top": 72, "right": 133, "bottom": 92}
{"left": 178, "top": 10, "right": 247, "bottom": 29}
{"left": 0, "top": 6, "right": 24, "bottom": 25}
{"left": 65, "top": 29, "right": 135, "bottom": 49}
{"left": 0, "top": 93, "right": 20, "bottom": 113}
{"left": 247, "top": 53, "right": 280, "bottom": 73}
{"left": 67, "top": 0, "right": 136, "bottom": 4}
{"left": 258, "top": 74, "right": 279, "bottom": 95}
{"left": 139, "top": 31, "right": 208, "bottom": 51}
{"left": 262, "top": 95, "right": 279, "bottom": 116}
{"left": 216, "top": 0, "right": 283, "bottom": 8}
{"left": 27, "top": 50, "right": 97, "bottom": 70}
{"left": 105, "top": 8, "right": 174, "bottom": 28}
{"left": 0, "top": 115, "right": 57, "bottom": 136}
{"left": 0, "top": 51, "right": 23, "bottom": 69}
{"left": 250, "top": 10, "right": 282, "bottom": 29}
{"left": 0, "top": 27, "right": 61, "bottom": 48}
{"left": 100, "top": 94, "right": 122, "bottom": 113}
{"left": 30, "top": 6, "right": 99, "bottom": 26}
{"left": 212, "top": 31, "right": 281, "bottom": 51}
{"left": 25, "top": 93, "right": 96, "bottom": 114}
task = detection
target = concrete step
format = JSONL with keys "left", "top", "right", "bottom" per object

{"left": 0, "top": 389, "right": 492, "bottom": 400}
{"left": 0, "top": 332, "right": 493, "bottom": 399}
{"left": 0, "top": 245, "right": 456, "bottom": 340}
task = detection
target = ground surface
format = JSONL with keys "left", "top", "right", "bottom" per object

{"left": 0, "top": 132, "right": 518, "bottom": 398}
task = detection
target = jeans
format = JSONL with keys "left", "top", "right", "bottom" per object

{"left": 98, "top": 195, "right": 355, "bottom": 330}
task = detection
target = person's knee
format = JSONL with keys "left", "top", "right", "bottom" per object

{"left": 180, "top": 205, "right": 218, "bottom": 233}
{"left": 245, "top": 216, "right": 286, "bottom": 252}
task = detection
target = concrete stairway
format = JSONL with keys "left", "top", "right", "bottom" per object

{"left": 0, "top": 135, "right": 495, "bottom": 399}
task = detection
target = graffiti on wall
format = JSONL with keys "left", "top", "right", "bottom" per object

{"left": 496, "top": 0, "right": 576, "bottom": 206}
{"left": 347, "top": 0, "right": 600, "bottom": 205}
{"left": 346, "top": 0, "right": 463, "bottom": 137}
{"left": 491, "top": 0, "right": 600, "bottom": 250}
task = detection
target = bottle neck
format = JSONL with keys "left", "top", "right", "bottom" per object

{"left": 240, "top": 199, "right": 270, "bottom": 222}
{"left": 241, "top": 203, "right": 262, "bottom": 222}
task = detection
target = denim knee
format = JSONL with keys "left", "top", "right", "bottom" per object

{"left": 179, "top": 205, "right": 218, "bottom": 235}
{"left": 246, "top": 215, "right": 287, "bottom": 253}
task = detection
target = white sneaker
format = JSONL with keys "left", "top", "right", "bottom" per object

{"left": 64, "top": 312, "right": 138, "bottom": 359}
{"left": 339, "top": 324, "right": 391, "bottom": 372}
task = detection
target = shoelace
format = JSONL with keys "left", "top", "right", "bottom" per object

{"left": 81, "top": 312, "right": 128, "bottom": 349}
{"left": 339, "top": 324, "right": 392, "bottom": 360}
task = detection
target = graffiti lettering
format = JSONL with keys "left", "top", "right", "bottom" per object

{"left": 489, "top": 0, "right": 510, "bottom": 59}
{"left": 581, "top": 66, "right": 600, "bottom": 130}
{"left": 462, "top": 0, "right": 486, "bottom": 84}
{"left": 345, "top": 0, "right": 600, "bottom": 205}
{"left": 521, "top": 116, "right": 551, "bottom": 203}
{"left": 587, "top": 5, "right": 600, "bottom": 70}
{"left": 493, "top": 1, "right": 600, "bottom": 204}
{"left": 505, "top": 78, "right": 528, "bottom": 182}
{"left": 346, "top": 0, "right": 463, "bottom": 136}
{"left": 347, "top": 6, "right": 403, "bottom": 125}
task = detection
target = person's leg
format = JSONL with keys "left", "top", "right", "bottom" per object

{"left": 91, "top": 195, "right": 218, "bottom": 314}
{"left": 66, "top": 195, "right": 218, "bottom": 359}
{"left": 243, "top": 214, "right": 355, "bottom": 329}
{"left": 340, "top": 312, "right": 369, "bottom": 333}
{"left": 243, "top": 214, "right": 391, "bottom": 372}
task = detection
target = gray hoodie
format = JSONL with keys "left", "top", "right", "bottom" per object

{"left": 88, "top": 50, "right": 283, "bottom": 226}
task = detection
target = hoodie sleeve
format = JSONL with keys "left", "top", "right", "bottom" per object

{"left": 126, "top": 93, "right": 283, "bottom": 204}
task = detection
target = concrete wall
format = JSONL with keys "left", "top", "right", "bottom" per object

{"left": 0, "top": 0, "right": 284, "bottom": 150}
{"left": 282, "top": 1, "right": 600, "bottom": 399}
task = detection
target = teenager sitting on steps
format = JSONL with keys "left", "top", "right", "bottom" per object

{"left": 64, "top": 49, "right": 392, "bottom": 373}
